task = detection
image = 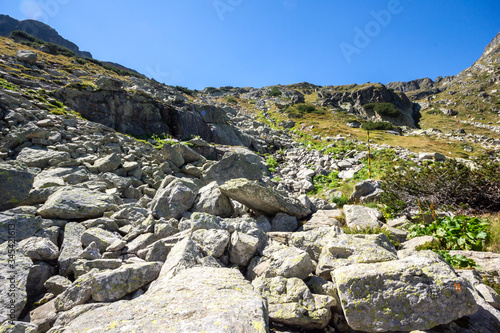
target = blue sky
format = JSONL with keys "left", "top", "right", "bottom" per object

{"left": 1, "top": 0, "right": 499, "bottom": 89}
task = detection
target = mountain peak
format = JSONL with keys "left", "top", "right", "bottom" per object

{"left": 0, "top": 14, "right": 92, "bottom": 58}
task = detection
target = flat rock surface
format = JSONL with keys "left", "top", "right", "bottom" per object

{"left": 55, "top": 267, "right": 269, "bottom": 333}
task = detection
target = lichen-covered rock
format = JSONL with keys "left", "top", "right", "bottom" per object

{"left": 0, "top": 211, "right": 43, "bottom": 244}
{"left": 263, "top": 245, "right": 314, "bottom": 280}
{"left": 0, "top": 162, "right": 36, "bottom": 210}
{"left": 19, "top": 237, "right": 59, "bottom": 261}
{"left": 37, "top": 187, "right": 118, "bottom": 219}
{"left": 220, "top": 178, "right": 311, "bottom": 218}
{"left": 271, "top": 212, "right": 298, "bottom": 232}
{"left": 202, "top": 147, "right": 270, "bottom": 185}
{"left": 316, "top": 233, "right": 397, "bottom": 280}
{"left": 150, "top": 237, "right": 202, "bottom": 283}
{"left": 191, "top": 181, "right": 234, "bottom": 217}
{"left": 81, "top": 227, "right": 121, "bottom": 253}
{"left": 28, "top": 298, "right": 58, "bottom": 333}
{"left": 58, "top": 222, "right": 86, "bottom": 276}
{"left": 70, "top": 259, "right": 123, "bottom": 279}
{"left": 253, "top": 276, "right": 334, "bottom": 329}
{"left": 26, "top": 261, "right": 56, "bottom": 297}
{"left": 0, "top": 243, "right": 33, "bottom": 323}
{"left": 0, "top": 321, "right": 37, "bottom": 333}
{"left": 44, "top": 275, "right": 72, "bottom": 296}
{"left": 229, "top": 231, "right": 259, "bottom": 266}
{"left": 150, "top": 178, "right": 199, "bottom": 219}
{"left": 335, "top": 251, "right": 478, "bottom": 332}
{"left": 191, "top": 229, "right": 231, "bottom": 257}
{"left": 343, "top": 204, "right": 383, "bottom": 229}
{"left": 302, "top": 209, "right": 342, "bottom": 231}
{"left": 16, "top": 147, "right": 70, "bottom": 169}
{"left": 289, "top": 226, "right": 344, "bottom": 261}
{"left": 53, "top": 267, "right": 269, "bottom": 333}
{"left": 91, "top": 261, "right": 162, "bottom": 302}
{"left": 401, "top": 235, "right": 440, "bottom": 251}
{"left": 93, "top": 153, "right": 121, "bottom": 173}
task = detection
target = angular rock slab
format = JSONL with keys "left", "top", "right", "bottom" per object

{"left": 0, "top": 243, "right": 33, "bottom": 323}
{"left": 335, "top": 251, "right": 478, "bottom": 332}
{"left": 0, "top": 162, "right": 36, "bottom": 210}
{"left": 37, "top": 187, "right": 118, "bottom": 219}
{"left": 55, "top": 267, "right": 269, "bottom": 333}
{"left": 253, "top": 276, "right": 334, "bottom": 330}
{"left": 220, "top": 178, "right": 311, "bottom": 218}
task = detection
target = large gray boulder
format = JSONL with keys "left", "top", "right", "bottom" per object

{"left": 55, "top": 261, "right": 161, "bottom": 311}
{"left": 316, "top": 233, "right": 397, "bottom": 280}
{"left": 191, "top": 182, "right": 234, "bottom": 217}
{"left": 289, "top": 226, "right": 344, "bottom": 261}
{"left": 19, "top": 237, "right": 59, "bottom": 261}
{"left": 259, "top": 245, "right": 315, "bottom": 280}
{"left": 0, "top": 211, "right": 43, "bottom": 243}
{"left": 220, "top": 178, "right": 311, "bottom": 218}
{"left": 58, "top": 222, "right": 86, "bottom": 275}
{"left": 16, "top": 50, "right": 37, "bottom": 64}
{"left": 253, "top": 276, "right": 334, "bottom": 330}
{"left": 53, "top": 267, "right": 269, "bottom": 332}
{"left": 335, "top": 251, "right": 478, "bottom": 332}
{"left": 0, "top": 162, "right": 36, "bottom": 210}
{"left": 150, "top": 178, "right": 199, "bottom": 219}
{"left": 16, "top": 147, "right": 70, "bottom": 169}
{"left": 203, "top": 148, "right": 270, "bottom": 185}
{"left": 343, "top": 204, "right": 383, "bottom": 229}
{"left": 81, "top": 227, "right": 121, "bottom": 253}
{"left": 0, "top": 243, "right": 33, "bottom": 323}
{"left": 191, "top": 229, "right": 231, "bottom": 257}
{"left": 37, "top": 187, "right": 119, "bottom": 219}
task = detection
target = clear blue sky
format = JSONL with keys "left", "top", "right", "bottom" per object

{"left": 1, "top": 0, "right": 499, "bottom": 90}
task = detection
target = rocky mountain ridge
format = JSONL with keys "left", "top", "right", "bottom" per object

{"left": 0, "top": 15, "right": 92, "bottom": 59}
{"left": 0, "top": 26, "right": 500, "bottom": 333}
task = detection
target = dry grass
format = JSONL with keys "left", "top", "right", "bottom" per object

{"left": 485, "top": 213, "right": 500, "bottom": 253}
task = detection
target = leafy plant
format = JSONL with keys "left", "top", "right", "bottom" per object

{"left": 408, "top": 215, "right": 490, "bottom": 251}
{"left": 311, "top": 171, "right": 340, "bottom": 194}
{"left": 331, "top": 193, "right": 350, "bottom": 207}
{"left": 266, "top": 155, "right": 278, "bottom": 172}
{"left": 435, "top": 250, "right": 477, "bottom": 269}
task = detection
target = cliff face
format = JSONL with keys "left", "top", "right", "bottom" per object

{"left": 0, "top": 14, "right": 92, "bottom": 58}
{"left": 317, "top": 84, "right": 418, "bottom": 128}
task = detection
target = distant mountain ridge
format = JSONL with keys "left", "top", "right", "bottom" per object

{"left": 0, "top": 14, "right": 92, "bottom": 58}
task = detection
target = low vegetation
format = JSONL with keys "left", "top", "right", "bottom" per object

{"left": 380, "top": 157, "right": 500, "bottom": 216}
{"left": 363, "top": 102, "right": 401, "bottom": 118}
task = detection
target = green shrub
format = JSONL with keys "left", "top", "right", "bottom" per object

{"left": 361, "top": 121, "right": 393, "bottom": 131}
{"left": 176, "top": 86, "right": 194, "bottom": 95}
{"left": 269, "top": 87, "right": 282, "bottom": 97}
{"left": 363, "top": 102, "right": 400, "bottom": 117}
{"left": 266, "top": 156, "right": 278, "bottom": 172}
{"left": 311, "top": 171, "right": 340, "bottom": 194}
{"left": 409, "top": 215, "right": 489, "bottom": 251}
{"left": 225, "top": 96, "right": 237, "bottom": 104}
{"left": 296, "top": 104, "right": 316, "bottom": 113}
{"left": 380, "top": 156, "right": 500, "bottom": 215}
{"left": 205, "top": 87, "right": 220, "bottom": 94}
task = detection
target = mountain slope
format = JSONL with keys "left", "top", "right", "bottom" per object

{"left": 0, "top": 14, "right": 92, "bottom": 58}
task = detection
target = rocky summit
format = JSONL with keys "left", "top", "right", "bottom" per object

{"left": 0, "top": 21, "right": 500, "bottom": 333}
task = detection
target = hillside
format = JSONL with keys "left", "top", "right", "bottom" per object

{"left": 0, "top": 26, "right": 500, "bottom": 333}
{"left": 0, "top": 15, "right": 92, "bottom": 58}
